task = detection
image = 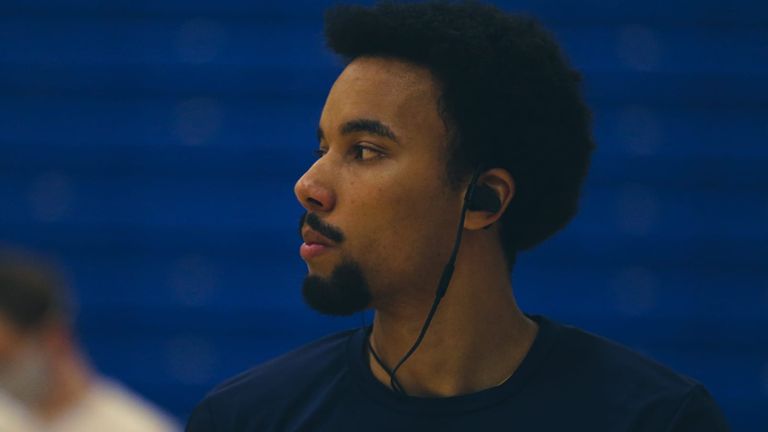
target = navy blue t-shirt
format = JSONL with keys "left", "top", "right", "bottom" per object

{"left": 186, "top": 315, "right": 729, "bottom": 431}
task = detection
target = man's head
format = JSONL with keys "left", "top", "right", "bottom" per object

{"left": 295, "top": 1, "right": 594, "bottom": 316}
{"left": 0, "top": 250, "right": 72, "bottom": 405}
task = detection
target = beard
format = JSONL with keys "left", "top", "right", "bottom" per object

{"left": 301, "top": 258, "right": 372, "bottom": 316}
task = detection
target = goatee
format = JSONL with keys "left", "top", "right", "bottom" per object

{"left": 302, "top": 258, "right": 371, "bottom": 316}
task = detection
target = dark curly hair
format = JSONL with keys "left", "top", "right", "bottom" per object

{"left": 0, "top": 249, "right": 71, "bottom": 331}
{"left": 325, "top": 1, "right": 595, "bottom": 269}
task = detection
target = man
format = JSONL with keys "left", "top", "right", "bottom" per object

{"left": 0, "top": 249, "right": 180, "bottom": 432}
{"left": 187, "top": 2, "right": 730, "bottom": 430}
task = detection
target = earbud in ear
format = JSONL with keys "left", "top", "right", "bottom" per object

{"left": 467, "top": 184, "right": 501, "bottom": 213}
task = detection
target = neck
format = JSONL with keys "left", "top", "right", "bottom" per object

{"left": 35, "top": 348, "right": 92, "bottom": 421}
{"left": 367, "top": 229, "right": 538, "bottom": 397}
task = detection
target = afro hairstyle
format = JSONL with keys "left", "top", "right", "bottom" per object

{"left": 324, "top": 1, "right": 595, "bottom": 269}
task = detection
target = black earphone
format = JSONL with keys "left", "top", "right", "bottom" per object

{"left": 467, "top": 183, "right": 501, "bottom": 214}
{"left": 367, "top": 165, "right": 501, "bottom": 395}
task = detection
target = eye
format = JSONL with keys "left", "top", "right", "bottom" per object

{"left": 352, "top": 144, "right": 383, "bottom": 162}
{"left": 313, "top": 148, "right": 327, "bottom": 159}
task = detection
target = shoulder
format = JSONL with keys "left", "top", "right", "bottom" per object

{"left": 551, "top": 320, "right": 697, "bottom": 395}
{"left": 210, "top": 328, "right": 356, "bottom": 399}
{"left": 58, "top": 379, "right": 181, "bottom": 432}
{"left": 186, "top": 328, "right": 358, "bottom": 431}
{"left": 539, "top": 317, "right": 729, "bottom": 430}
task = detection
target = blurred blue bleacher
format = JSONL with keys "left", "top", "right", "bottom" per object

{"left": 0, "top": 1, "right": 766, "bottom": 430}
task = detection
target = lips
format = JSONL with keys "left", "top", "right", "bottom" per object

{"left": 301, "top": 228, "right": 335, "bottom": 247}
{"left": 300, "top": 228, "right": 336, "bottom": 260}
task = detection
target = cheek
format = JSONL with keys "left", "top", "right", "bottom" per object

{"left": 350, "top": 181, "right": 454, "bottom": 265}
{"left": 0, "top": 326, "right": 22, "bottom": 361}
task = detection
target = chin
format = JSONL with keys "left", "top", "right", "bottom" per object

{"left": 301, "top": 258, "right": 372, "bottom": 316}
{"left": 305, "top": 260, "right": 335, "bottom": 276}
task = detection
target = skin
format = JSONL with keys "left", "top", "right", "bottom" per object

{"left": 294, "top": 56, "right": 538, "bottom": 397}
{"left": 0, "top": 316, "right": 91, "bottom": 420}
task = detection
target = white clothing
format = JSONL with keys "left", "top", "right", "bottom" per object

{"left": 0, "top": 378, "right": 180, "bottom": 432}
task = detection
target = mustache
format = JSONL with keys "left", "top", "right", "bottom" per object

{"left": 299, "top": 212, "right": 345, "bottom": 244}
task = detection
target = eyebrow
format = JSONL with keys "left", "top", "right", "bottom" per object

{"left": 316, "top": 118, "right": 400, "bottom": 144}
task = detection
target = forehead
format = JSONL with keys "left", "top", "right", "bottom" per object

{"left": 320, "top": 56, "right": 445, "bottom": 144}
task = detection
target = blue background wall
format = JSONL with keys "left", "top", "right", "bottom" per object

{"left": 1, "top": 0, "right": 766, "bottom": 430}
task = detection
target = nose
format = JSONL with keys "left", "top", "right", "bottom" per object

{"left": 294, "top": 163, "right": 336, "bottom": 213}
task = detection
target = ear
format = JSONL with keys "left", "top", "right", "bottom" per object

{"left": 464, "top": 168, "right": 515, "bottom": 231}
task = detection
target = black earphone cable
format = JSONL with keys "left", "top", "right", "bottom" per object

{"left": 367, "top": 167, "right": 483, "bottom": 396}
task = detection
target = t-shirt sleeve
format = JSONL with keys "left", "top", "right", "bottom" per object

{"left": 666, "top": 385, "right": 730, "bottom": 432}
{"left": 185, "top": 400, "right": 217, "bottom": 432}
